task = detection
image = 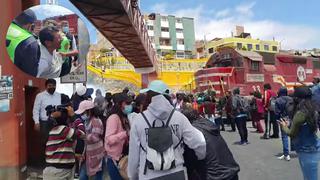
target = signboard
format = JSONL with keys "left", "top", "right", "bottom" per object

{"left": 297, "top": 65, "right": 306, "bottom": 82}
{"left": 0, "top": 76, "right": 13, "bottom": 112}
{"left": 0, "top": 76, "right": 13, "bottom": 100}
{"left": 306, "top": 69, "right": 313, "bottom": 74}
{"left": 246, "top": 74, "right": 264, "bottom": 82}
{"left": 61, "top": 18, "right": 90, "bottom": 83}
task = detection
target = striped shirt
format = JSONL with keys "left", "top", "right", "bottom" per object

{"left": 45, "top": 118, "right": 85, "bottom": 169}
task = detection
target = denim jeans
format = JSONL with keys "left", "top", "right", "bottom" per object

{"left": 79, "top": 161, "right": 104, "bottom": 180}
{"left": 106, "top": 157, "right": 123, "bottom": 180}
{"left": 280, "top": 129, "right": 289, "bottom": 156}
{"left": 297, "top": 151, "right": 320, "bottom": 180}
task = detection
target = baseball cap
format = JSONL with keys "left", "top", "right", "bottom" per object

{"left": 76, "top": 85, "right": 94, "bottom": 97}
{"left": 75, "top": 100, "right": 94, "bottom": 114}
{"left": 140, "top": 80, "right": 170, "bottom": 95}
{"left": 76, "top": 85, "right": 87, "bottom": 96}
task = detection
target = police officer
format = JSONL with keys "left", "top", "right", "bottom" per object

{"left": 6, "top": 9, "right": 40, "bottom": 77}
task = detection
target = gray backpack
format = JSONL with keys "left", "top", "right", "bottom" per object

{"left": 140, "top": 110, "right": 182, "bottom": 174}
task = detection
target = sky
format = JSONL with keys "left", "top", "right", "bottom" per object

{"left": 40, "top": 0, "right": 320, "bottom": 49}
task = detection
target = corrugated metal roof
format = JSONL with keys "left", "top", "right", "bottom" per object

{"left": 236, "top": 50, "right": 262, "bottom": 61}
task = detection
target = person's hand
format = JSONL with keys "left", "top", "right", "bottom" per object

{"left": 278, "top": 118, "right": 289, "bottom": 127}
{"left": 34, "top": 123, "right": 40, "bottom": 131}
{"left": 66, "top": 106, "right": 75, "bottom": 117}
{"left": 59, "top": 52, "right": 67, "bottom": 58}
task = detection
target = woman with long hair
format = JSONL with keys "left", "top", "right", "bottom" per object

{"left": 104, "top": 93, "right": 132, "bottom": 180}
{"left": 279, "top": 86, "right": 320, "bottom": 180}
{"left": 76, "top": 101, "right": 105, "bottom": 180}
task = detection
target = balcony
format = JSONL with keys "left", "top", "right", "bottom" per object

{"left": 148, "top": 30, "right": 154, "bottom": 36}
{"left": 161, "top": 32, "right": 170, "bottom": 38}
{"left": 160, "top": 45, "right": 173, "bottom": 50}
{"left": 176, "top": 32, "right": 184, "bottom": 39}
{"left": 177, "top": 44, "right": 185, "bottom": 51}
{"left": 161, "top": 21, "right": 169, "bottom": 27}
{"left": 176, "top": 23, "right": 183, "bottom": 29}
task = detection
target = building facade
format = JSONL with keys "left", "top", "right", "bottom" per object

{"left": 207, "top": 26, "right": 280, "bottom": 55}
{"left": 145, "top": 14, "right": 196, "bottom": 59}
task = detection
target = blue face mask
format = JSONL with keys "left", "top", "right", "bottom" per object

{"left": 62, "top": 26, "right": 69, "bottom": 33}
{"left": 123, "top": 104, "right": 133, "bottom": 115}
{"left": 81, "top": 114, "right": 89, "bottom": 122}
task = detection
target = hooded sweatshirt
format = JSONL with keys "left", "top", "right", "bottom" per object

{"left": 128, "top": 95, "right": 206, "bottom": 180}
{"left": 184, "top": 119, "right": 240, "bottom": 180}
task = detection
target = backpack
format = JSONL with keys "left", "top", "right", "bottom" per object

{"left": 232, "top": 96, "right": 248, "bottom": 115}
{"left": 268, "top": 97, "right": 277, "bottom": 112}
{"left": 141, "top": 110, "right": 181, "bottom": 174}
{"left": 250, "top": 98, "right": 258, "bottom": 112}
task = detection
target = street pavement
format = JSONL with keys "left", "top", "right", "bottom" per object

{"left": 221, "top": 122, "right": 319, "bottom": 180}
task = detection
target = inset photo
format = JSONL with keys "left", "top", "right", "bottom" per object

{"left": 5, "top": 4, "right": 90, "bottom": 79}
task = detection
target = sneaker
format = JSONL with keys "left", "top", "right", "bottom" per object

{"left": 285, "top": 155, "right": 291, "bottom": 161}
{"left": 277, "top": 155, "right": 285, "bottom": 160}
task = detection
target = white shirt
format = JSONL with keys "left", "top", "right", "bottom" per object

{"left": 37, "top": 42, "right": 64, "bottom": 78}
{"left": 32, "top": 91, "right": 61, "bottom": 124}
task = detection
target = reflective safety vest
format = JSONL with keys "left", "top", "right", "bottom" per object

{"left": 6, "top": 23, "right": 32, "bottom": 62}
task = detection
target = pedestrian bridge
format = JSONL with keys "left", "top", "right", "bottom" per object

{"left": 70, "top": 0, "right": 157, "bottom": 73}
{"left": 88, "top": 57, "right": 207, "bottom": 91}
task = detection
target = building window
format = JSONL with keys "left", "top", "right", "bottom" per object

{"left": 256, "top": 44, "right": 260, "bottom": 50}
{"left": 264, "top": 45, "right": 269, "bottom": 51}
{"left": 208, "top": 48, "right": 214, "bottom": 54}
{"left": 251, "top": 61, "right": 260, "bottom": 71}
{"left": 159, "top": 38, "right": 171, "bottom": 46}
{"left": 237, "top": 43, "right": 242, "bottom": 50}
{"left": 147, "top": 25, "right": 154, "bottom": 30}
{"left": 272, "top": 46, "right": 278, "bottom": 51}
{"left": 176, "top": 29, "right": 183, "bottom": 33}
{"left": 176, "top": 18, "right": 182, "bottom": 23}
{"left": 177, "top": 39, "right": 184, "bottom": 45}
{"left": 176, "top": 52, "right": 185, "bottom": 58}
{"left": 161, "top": 16, "right": 168, "bottom": 21}
{"left": 161, "top": 27, "right": 169, "bottom": 32}
{"left": 247, "top": 44, "right": 253, "bottom": 51}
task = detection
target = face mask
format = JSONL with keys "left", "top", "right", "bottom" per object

{"left": 47, "top": 88, "right": 56, "bottom": 95}
{"left": 62, "top": 26, "right": 69, "bottom": 33}
{"left": 81, "top": 114, "right": 89, "bottom": 121}
{"left": 123, "top": 104, "right": 133, "bottom": 115}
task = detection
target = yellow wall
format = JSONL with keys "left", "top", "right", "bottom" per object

{"left": 208, "top": 37, "right": 279, "bottom": 54}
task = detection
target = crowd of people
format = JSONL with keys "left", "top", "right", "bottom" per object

{"left": 32, "top": 77, "right": 320, "bottom": 180}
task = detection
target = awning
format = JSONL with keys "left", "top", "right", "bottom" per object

{"left": 236, "top": 50, "right": 262, "bottom": 61}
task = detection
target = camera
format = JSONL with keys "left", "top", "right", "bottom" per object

{"left": 45, "top": 104, "right": 69, "bottom": 117}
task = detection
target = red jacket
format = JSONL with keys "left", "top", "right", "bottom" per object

{"left": 263, "top": 90, "right": 276, "bottom": 109}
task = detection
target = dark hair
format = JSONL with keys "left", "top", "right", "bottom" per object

{"left": 314, "top": 77, "right": 320, "bottom": 84}
{"left": 14, "top": 9, "right": 36, "bottom": 26}
{"left": 105, "top": 92, "right": 112, "bottom": 102}
{"left": 181, "top": 108, "right": 199, "bottom": 123}
{"left": 253, "top": 91, "right": 262, "bottom": 99}
{"left": 45, "top": 79, "right": 56, "bottom": 86}
{"left": 54, "top": 111, "right": 68, "bottom": 126}
{"left": 61, "top": 94, "right": 71, "bottom": 105}
{"left": 264, "top": 83, "right": 272, "bottom": 90}
{"left": 135, "top": 93, "right": 146, "bottom": 107}
{"left": 89, "top": 106, "right": 101, "bottom": 118}
{"left": 233, "top": 88, "right": 240, "bottom": 95}
{"left": 110, "top": 93, "right": 130, "bottom": 118}
{"left": 39, "top": 26, "right": 59, "bottom": 47}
